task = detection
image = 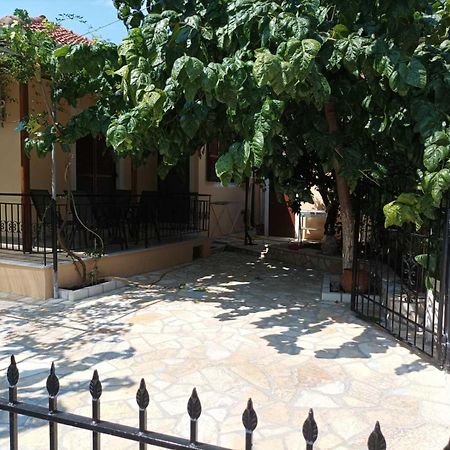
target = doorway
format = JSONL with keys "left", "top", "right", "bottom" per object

{"left": 157, "top": 157, "right": 190, "bottom": 194}
{"left": 76, "top": 136, "right": 116, "bottom": 194}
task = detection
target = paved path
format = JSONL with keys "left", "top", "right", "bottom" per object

{"left": 0, "top": 251, "right": 449, "bottom": 449}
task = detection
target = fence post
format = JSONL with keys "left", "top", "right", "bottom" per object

{"left": 444, "top": 201, "right": 450, "bottom": 371}
{"left": 437, "top": 200, "right": 450, "bottom": 368}
{"left": 90, "top": 370, "right": 102, "bottom": 450}
{"left": 350, "top": 189, "right": 361, "bottom": 312}
{"left": 7, "top": 355, "right": 19, "bottom": 450}
{"left": 187, "top": 388, "right": 201, "bottom": 445}
{"left": 46, "top": 362, "right": 59, "bottom": 450}
{"left": 302, "top": 409, "right": 318, "bottom": 450}
{"left": 367, "top": 421, "right": 386, "bottom": 450}
{"left": 136, "top": 378, "right": 149, "bottom": 450}
{"left": 242, "top": 398, "right": 257, "bottom": 450}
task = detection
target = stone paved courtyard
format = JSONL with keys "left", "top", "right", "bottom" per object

{"left": 1, "top": 251, "right": 450, "bottom": 449}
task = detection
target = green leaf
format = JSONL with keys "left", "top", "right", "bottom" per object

{"left": 253, "top": 50, "right": 283, "bottom": 91}
{"left": 185, "top": 57, "right": 204, "bottom": 82}
{"left": 423, "top": 169, "right": 450, "bottom": 206}
{"left": 215, "top": 151, "right": 234, "bottom": 185}
{"left": 54, "top": 45, "right": 70, "bottom": 58}
{"left": 423, "top": 145, "right": 449, "bottom": 171}
{"left": 332, "top": 24, "right": 350, "bottom": 39}
{"left": 399, "top": 58, "right": 427, "bottom": 89}
{"left": 415, "top": 254, "right": 438, "bottom": 274}
{"left": 383, "top": 193, "right": 423, "bottom": 229}
{"left": 179, "top": 101, "right": 208, "bottom": 139}
{"left": 251, "top": 130, "right": 265, "bottom": 167}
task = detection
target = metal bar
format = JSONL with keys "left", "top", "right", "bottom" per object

{"left": 5, "top": 202, "right": 9, "bottom": 249}
{"left": 49, "top": 396, "right": 58, "bottom": 450}
{"left": 0, "top": 202, "right": 3, "bottom": 250}
{"left": 443, "top": 201, "right": 450, "bottom": 370}
{"left": 0, "top": 400, "right": 232, "bottom": 450}
{"left": 92, "top": 398, "right": 101, "bottom": 450}
{"left": 190, "top": 419, "right": 198, "bottom": 445}
{"left": 8, "top": 386, "right": 18, "bottom": 450}
{"left": 438, "top": 203, "right": 450, "bottom": 366}
{"left": 245, "top": 431, "right": 252, "bottom": 450}
{"left": 350, "top": 188, "right": 361, "bottom": 312}
{"left": 139, "top": 408, "right": 147, "bottom": 450}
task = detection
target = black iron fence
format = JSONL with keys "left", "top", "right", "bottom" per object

{"left": 1, "top": 355, "right": 434, "bottom": 450}
{"left": 351, "top": 185, "right": 450, "bottom": 367}
{"left": 0, "top": 191, "right": 210, "bottom": 265}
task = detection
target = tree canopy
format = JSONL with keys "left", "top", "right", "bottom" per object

{"left": 2, "top": 2, "right": 450, "bottom": 246}
{"left": 106, "top": 0, "right": 450, "bottom": 223}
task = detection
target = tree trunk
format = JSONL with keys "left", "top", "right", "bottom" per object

{"left": 324, "top": 102, "right": 354, "bottom": 270}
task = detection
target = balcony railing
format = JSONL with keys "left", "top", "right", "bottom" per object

{"left": 0, "top": 191, "right": 210, "bottom": 265}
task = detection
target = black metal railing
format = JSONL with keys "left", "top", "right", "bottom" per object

{"left": 351, "top": 184, "right": 450, "bottom": 366}
{"left": 1, "top": 355, "right": 434, "bottom": 450}
{"left": 0, "top": 191, "right": 210, "bottom": 265}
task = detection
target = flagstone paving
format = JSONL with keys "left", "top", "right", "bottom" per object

{"left": 0, "top": 251, "right": 450, "bottom": 449}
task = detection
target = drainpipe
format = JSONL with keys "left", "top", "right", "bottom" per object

{"left": 51, "top": 99, "right": 59, "bottom": 299}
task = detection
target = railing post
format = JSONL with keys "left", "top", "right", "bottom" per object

{"left": 187, "top": 388, "right": 201, "bottom": 444}
{"left": 21, "top": 194, "right": 32, "bottom": 253}
{"left": 46, "top": 362, "right": 59, "bottom": 450}
{"left": 136, "top": 378, "right": 149, "bottom": 450}
{"left": 242, "top": 398, "right": 257, "bottom": 450}
{"left": 7, "top": 355, "right": 19, "bottom": 450}
{"left": 90, "top": 370, "right": 102, "bottom": 450}
{"left": 302, "top": 409, "right": 318, "bottom": 450}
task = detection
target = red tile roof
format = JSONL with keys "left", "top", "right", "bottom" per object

{"left": 0, "top": 15, "right": 91, "bottom": 46}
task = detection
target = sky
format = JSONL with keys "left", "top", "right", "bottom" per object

{"left": 0, "top": 0, "right": 128, "bottom": 43}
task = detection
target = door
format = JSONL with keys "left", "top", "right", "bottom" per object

{"left": 76, "top": 136, "right": 116, "bottom": 194}
{"left": 157, "top": 157, "right": 191, "bottom": 225}
{"left": 157, "top": 157, "right": 190, "bottom": 194}
{"left": 268, "top": 190, "right": 296, "bottom": 237}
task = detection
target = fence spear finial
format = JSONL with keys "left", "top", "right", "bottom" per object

{"left": 7, "top": 355, "right": 19, "bottom": 387}
{"left": 46, "top": 362, "right": 60, "bottom": 397}
{"left": 187, "top": 387, "right": 202, "bottom": 420}
{"left": 89, "top": 369, "right": 102, "bottom": 400}
{"left": 302, "top": 408, "right": 318, "bottom": 447}
{"left": 136, "top": 378, "right": 149, "bottom": 410}
{"left": 242, "top": 398, "right": 258, "bottom": 431}
{"left": 368, "top": 421, "right": 386, "bottom": 450}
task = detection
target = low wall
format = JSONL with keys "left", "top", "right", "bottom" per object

{"left": 0, "top": 237, "right": 211, "bottom": 299}
{"left": 266, "top": 246, "right": 342, "bottom": 274}
{"left": 0, "top": 260, "right": 53, "bottom": 299}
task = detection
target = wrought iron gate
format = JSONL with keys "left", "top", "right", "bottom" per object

{"left": 351, "top": 187, "right": 450, "bottom": 368}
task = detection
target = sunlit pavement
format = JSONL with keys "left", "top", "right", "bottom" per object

{"left": 1, "top": 251, "right": 449, "bottom": 449}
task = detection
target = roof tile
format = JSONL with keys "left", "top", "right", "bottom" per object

{"left": 1, "top": 15, "right": 91, "bottom": 46}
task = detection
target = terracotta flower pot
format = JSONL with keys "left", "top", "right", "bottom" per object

{"left": 340, "top": 269, "right": 369, "bottom": 294}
